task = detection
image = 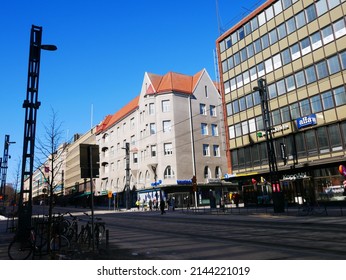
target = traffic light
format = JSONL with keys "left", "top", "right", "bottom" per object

{"left": 192, "top": 175, "right": 197, "bottom": 192}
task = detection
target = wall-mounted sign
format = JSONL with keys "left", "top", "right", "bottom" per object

{"left": 177, "top": 179, "right": 192, "bottom": 185}
{"left": 296, "top": 114, "right": 317, "bottom": 129}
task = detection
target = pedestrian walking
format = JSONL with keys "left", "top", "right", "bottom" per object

{"left": 136, "top": 199, "right": 140, "bottom": 211}
{"left": 160, "top": 199, "right": 166, "bottom": 214}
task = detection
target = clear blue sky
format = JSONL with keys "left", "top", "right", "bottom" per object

{"left": 0, "top": 0, "right": 265, "bottom": 184}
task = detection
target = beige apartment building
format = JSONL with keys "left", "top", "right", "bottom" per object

{"left": 95, "top": 69, "right": 228, "bottom": 208}
{"left": 217, "top": 0, "right": 346, "bottom": 204}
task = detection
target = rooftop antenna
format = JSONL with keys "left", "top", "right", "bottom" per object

{"left": 215, "top": 0, "right": 222, "bottom": 35}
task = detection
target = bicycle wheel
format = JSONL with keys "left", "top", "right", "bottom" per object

{"left": 95, "top": 224, "right": 105, "bottom": 244}
{"left": 50, "top": 235, "right": 70, "bottom": 252}
{"left": 8, "top": 239, "right": 33, "bottom": 260}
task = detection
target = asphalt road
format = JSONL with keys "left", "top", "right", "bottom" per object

{"left": 1, "top": 206, "right": 346, "bottom": 260}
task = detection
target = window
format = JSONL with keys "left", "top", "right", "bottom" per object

{"left": 235, "top": 123, "right": 242, "bottom": 137}
{"left": 162, "top": 100, "right": 170, "bottom": 112}
{"left": 341, "top": 51, "right": 346, "bottom": 69}
{"left": 272, "top": 109, "right": 281, "bottom": 126}
{"left": 317, "top": 127, "right": 330, "bottom": 153}
{"left": 268, "top": 83, "right": 277, "bottom": 99}
{"left": 151, "top": 145, "right": 156, "bottom": 157}
{"left": 163, "top": 120, "right": 171, "bottom": 133}
{"left": 311, "top": 32, "right": 322, "bottom": 50}
{"left": 316, "top": 0, "right": 328, "bottom": 16}
{"left": 224, "top": 81, "right": 230, "bottom": 94}
{"left": 254, "top": 39, "right": 262, "bottom": 54}
{"left": 269, "top": 29, "right": 278, "bottom": 44}
{"left": 334, "top": 86, "right": 346, "bottom": 106}
{"left": 150, "top": 123, "right": 156, "bottom": 134}
{"left": 215, "top": 166, "right": 222, "bottom": 179}
{"left": 322, "top": 25, "right": 334, "bottom": 44}
{"left": 232, "top": 100, "right": 239, "bottom": 114}
{"left": 286, "top": 75, "right": 295, "bottom": 92}
{"left": 246, "top": 94, "right": 253, "bottom": 108}
{"left": 249, "top": 118, "right": 256, "bottom": 132}
{"left": 328, "top": 0, "right": 341, "bottom": 9}
{"left": 305, "top": 5, "right": 317, "bottom": 23}
{"left": 290, "top": 43, "right": 300, "bottom": 60}
{"left": 250, "top": 66, "right": 258, "bottom": 81}
{"left": 316, "top": 61, "right": 329, "bottom": 79}
{"left": 213, "top": 145, "right": 220, "bottom": 157}
{"left": 305, "top": 65, "right": 317, "bottom": 83}
{"left": 211, "top": 124, "right": 218, "bottom": 136}
{"left": 300, "top": 37, "right": 311, "bottom": 55}
{"left": 305, "top": 130, "right": 317, "bottom": 155}
{"left": 234, "top": 52, "right": 240, "bottom": 66}
{"left": 281, "top": 106, "right": 291, "bottom": 123}
{"left": 281, "top": 49, "right": 291, "bottom": 65}
{"left": 244, "top": 22, "right": 251, "bottom": 36}
{"left": 229, "top": 126, "right": 235, "bottom": 139}
{"left": 266, "top": 6, "right": 274, "bottom": 21}
{"left": 253, "top": 91, "right": 261, "bottom": 105}
{"left": 328, "top": 124, "right": 343, "bottom": 151}
{"left": 149, "top": 103, "right": 155, "bottom": 115}
{"left": 290, "top": 103, "right": 300, "bottom": 119}
{"left": 277, "top": 23, "right": 287, "bottom": 40}
{"left": 204, "top": 166, "right": 211, "bottom": 179}
{"left": 240, "top": 48, "right": 247, "bottom": 61}
{"left": 164, "top": 143, "right": 173, "bottom": 155}
{"left": 247, "top": 44, "right": 254, "bottom": 58}
{"left": 274, "top": 0, "right": 283, "bottom": 15}
{"left": 241, "top": 121, "right": 249, "bottom": 135}
{"left": 236, "top": 74, "right": 243, "bottom": 87}
{"left": 265, "top": 58, "right": 273, "bottom": 73}
{"left": 295, "top": 11, "right": 306, "bottom": 29}
{"left": 251, "top": 17, "right": 258, "bottom": 30}
{"left": 282, "top": 0, "right": 292, "bottom": 9}
{"left": 201, "top": 123, "right": 208, "bottom": 135}
{"left": 200, "top": 103, "right": 207, "bottom": 115}
{"left": 226, "top": 103, "right": 233, "bottom": 116}
{"left": 231, "top": 32, "right": 238, "bottom": 45}
{"left": 131, "top": 135, "right": 135, "bottom": 145}
{"left": 277, "top": 79, "right": 286, "bottom": 96}
{"left": 286, "top": 17, "right": 296, "bottom": 34}
{"left": 273, "top": 54, "right": 282, "bottom": 69}
{"left": 243, "top": 71, "right": 250, "bottom": 85}
{"left": 203, "top": 144, "right": 210, "bottom": 156}
{"left": 205, "top": 86, "right": 208, "bottom": 98}
{"left": 164, "top": 166, "right": 174, "bottom": 178}
{"left": 311, "top": 95, "right": 323, "bottom": 113}
{"left": 238, "top": 27, "right": 245, "bottom": 40}
{"left": 295, "top": 71, "right": 306, "bottom": 88}
{"left": 239, "top": 97, "right": 246, "bottom": 111}
{"left": 210, "top": 105, "right": 216, "bottom": 116}
{"left": 228, "top": 56, "right": 234, "bottom": 70}
{"left": 327, "top": 55, "right": 341, "bottom": 74}
{"left": 261, "top": 34, "right": 269, "bottom": 49}
{"left": 257, "top": 62, "right": 265, "bottom": 77}
{"left": 300, "top": 99, "right": 311, "bottom": 116}
{"left": 321, "top": 91, "right": 335, "bottom": 110}
{"left": 333, "top": 18, "right": 346, "bottom": 38}
{"left": 256, "top": 116, "right": 264, "bottom": 130}
{"left": 258, "top": 11, "right": 266, "bottom": 26}
{"left": 133, "top": 153, "right": 138, "bottom": 164}
{"left": 230, "top": 78, "right": 236, "bottom": 91}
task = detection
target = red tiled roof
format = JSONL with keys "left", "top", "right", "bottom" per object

{"left": 146, "top": 69, "right": 204, "bottom": 95}
{"left": 96, "top": 96, "right": 139, "bottom": 134}
{"left": 97, "top": 70, "right": 206, "bottom": 134}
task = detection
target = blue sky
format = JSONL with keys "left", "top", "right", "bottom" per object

{"left": 0, "top": 0, "right": 265, "bottom": 183}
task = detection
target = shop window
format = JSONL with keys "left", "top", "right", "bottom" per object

{"left": 328, "top": 124, "right": 343, "bottom": 151}
{"left": 305, "top": 130, "right": 317, "bottom": 155}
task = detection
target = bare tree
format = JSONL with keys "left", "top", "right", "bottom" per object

{"left": 35, "top": 108, "right": 67, "bottom": 251}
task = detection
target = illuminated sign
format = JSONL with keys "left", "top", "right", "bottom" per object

{"left": 296, "top": 114, "right": 317, "bottom": 129}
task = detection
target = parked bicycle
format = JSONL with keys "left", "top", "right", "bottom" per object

{"left": 77, "top": 212, "right": 106, "bottom": 248}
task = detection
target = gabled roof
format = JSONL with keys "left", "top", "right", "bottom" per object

{"left": 146, "top": 69, "right": 205, "bottom": 95}
{"left": 96, "top": 95, "right": 140, "bottom": 134}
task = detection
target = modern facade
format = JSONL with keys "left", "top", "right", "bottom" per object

{"left": 95, "top": 69, "right": 228, "bottom": 207}
{"left": 217, "top": 0, "right": 346, "bottom": 204}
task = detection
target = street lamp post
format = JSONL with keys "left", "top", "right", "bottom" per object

{"left": 17, "top": 25, "right": 57, "bottom": 240}
{"left": 254, "top": 78, "right": 285, "bottom": 213}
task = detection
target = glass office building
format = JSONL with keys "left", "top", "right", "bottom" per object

{"left": 217, "top": 0, "right": 346, "bottom": 204}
